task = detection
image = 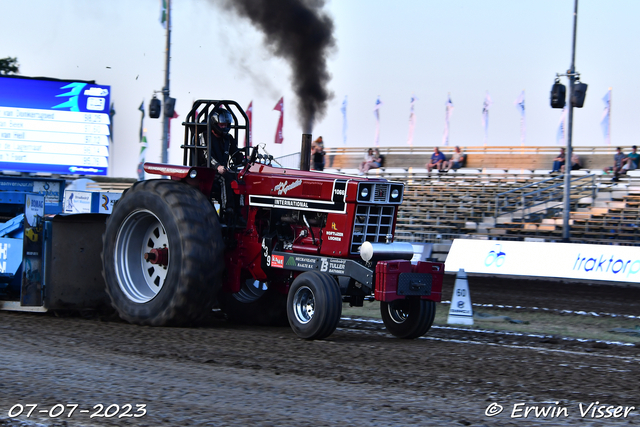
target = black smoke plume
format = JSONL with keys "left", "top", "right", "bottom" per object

{"left": 221, "top": 0, "right": 336, "bottom": 133}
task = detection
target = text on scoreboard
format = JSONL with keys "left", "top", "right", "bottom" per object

{"left": 0, "top": 76, "right": 111, "bottom": 176}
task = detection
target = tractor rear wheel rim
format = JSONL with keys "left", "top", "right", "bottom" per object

{"left": 292, "top": 285, "right": 315, "bottom": 324}
{"left": 114, "top": 209, "right": 169, "bottom": 303}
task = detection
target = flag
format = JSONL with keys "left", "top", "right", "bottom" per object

{"left": 442, "top": 94, "right": 454, "bottom": 146}
{"left": 556, "top": 106, "right": 567, "bottom": 146}
{"left": 341, "top": 96, "right": 347, "bottom": 145}
{"left": 407, "top": 95, "right": 417, "bottom": 146}
{"left": 374, "top": 96, "right": 382, "bottom": 146}
{"left": 273, "top": 97, "right": 284, "bottom": 145}
{"left": 168, "top": 109, "right": 178, "bottom": 149}
{"left": 246, "top": 101, "right": 253, "bottom": 147}
{"left": 138, "top": 100, "right": 144, "bottom": 142}
{"left": 137, "top": 100, "right": 146, "bottom": 181}
{"left": 481, "top": 92, "right": 492, "bottom": 146}
{"left": 514, "top": 90, "right": 526, "bottom": 145}
{"left": 160, "top": 0, "right": 167, "bottom": 28}
{"left": 601, "top": 89, "right": 611, "bottom": 145}
{"left": 137, "top": 132, "right": 148, "bottom": 181}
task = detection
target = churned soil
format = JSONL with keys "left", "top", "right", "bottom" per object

{"left": 1, "top": 276, "right": 639, "bottom": 427}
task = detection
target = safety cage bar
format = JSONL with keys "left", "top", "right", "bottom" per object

{"left": 181, "top": 100, "right": 250, "bottom": 168}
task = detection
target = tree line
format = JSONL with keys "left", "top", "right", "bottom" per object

{"left": 0, "top": 57, "right": 19, "bottom": 75}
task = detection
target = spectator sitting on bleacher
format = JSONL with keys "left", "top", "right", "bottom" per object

{"left": 425, "top": 147, "right": 447, "bottom": 172}
{"left": 606, "top": 147, "right": 626, "bottom": 181}
{"left": 359, "top": 148, "right": 383, "bottom": 175}
{"left": 622, "top": 145, "right": 639, "bottom": 172}
{"left": 551, "top": 147, "right": 565, "bottom": 174}
{"left": 359, "top": 148, "right": 374, "bottom": 174}
{"left": 444, "top": 146, "right": 465, "bottom": 171}
{"left": 561, "top": 152, "right": 581, "bottom": 173}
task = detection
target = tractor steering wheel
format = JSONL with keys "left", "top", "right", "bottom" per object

{"left": 227, "top": 148, "right": 249, "bottom": 173}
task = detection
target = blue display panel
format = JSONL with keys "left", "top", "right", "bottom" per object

{"left": 0, "top": 76, "right": 111, "bottom": 176}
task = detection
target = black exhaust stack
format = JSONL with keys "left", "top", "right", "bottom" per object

{"left": 300, "top": 133, "right": 312, "bottom": 171}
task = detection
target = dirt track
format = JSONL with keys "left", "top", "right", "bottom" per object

{"left": 1, "top": 276, "right": 640, "bottom": 427}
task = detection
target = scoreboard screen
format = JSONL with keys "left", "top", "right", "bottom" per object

{"left": 0, "top": 76, "right": 111, "bottom": 176}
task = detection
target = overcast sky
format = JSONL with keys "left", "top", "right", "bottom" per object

{"left": 2, "top": 0, "right": 639, "bottom": 177}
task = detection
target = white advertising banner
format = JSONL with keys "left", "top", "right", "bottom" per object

{"left": 445, "top": 239, "right": 640, "bottom": 284}
{"left": 64, "top": 191, "right": 121, "bottom": 214}
{"left": 64, "top": 191, "right": 92, "bottom": 213}
{"left": 98, "top": 192, "right": 121, "bottom": 214}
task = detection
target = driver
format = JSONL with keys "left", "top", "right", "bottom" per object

{"left": 206, "top": 108, "right": 243, "bottom": 224}
{"left": 208, "top": 108, "right": 237, "bottom": 172}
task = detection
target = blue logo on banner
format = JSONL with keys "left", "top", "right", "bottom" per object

{"left": 485, "top": 244, "right": 506, "bottom": 267}
{"left": 573, "top": 253, "right": 640, "bottom": 279}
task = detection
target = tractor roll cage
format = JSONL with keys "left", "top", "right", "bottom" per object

{"left": 181, "top": 100, "right": 250, "bottom": 168}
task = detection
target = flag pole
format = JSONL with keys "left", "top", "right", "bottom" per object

{"left": 562, "top": 0, "right": 578, "bottom": 242}
{"left": 521, "top": 90, "right": 525, "bottom": 154}
{"left": 161, "top": 0, "right": 171, "bottom": 164}
{"left": 608, "top": 88, "right": 612, "bottom": 145}
{"left": 519, "top": 89, "right": 525, "bottom": 147}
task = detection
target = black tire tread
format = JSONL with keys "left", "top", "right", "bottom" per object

{"left": 102, "top": 179, "right": 223, "bottom": 326}
{"left": 287, "top": 271, "right": 342, "bottom": 340}
{"left": 381, "top": 299, "right": 436, "bottom": 339}
{"left": 313, "top": 272, "right": 342, "bottom": 339}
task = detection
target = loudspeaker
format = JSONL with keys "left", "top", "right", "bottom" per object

{"left": 571, "top": 82, "right": 588, "bottom": 108}
{"left": 550, "top": 81, "right": 566, "bottom": 109}
{"left": 149, "top": 97, "right": 161, "bottom": 119}
{"left": 164, "top": 97, "right": 176, "bottom": 117}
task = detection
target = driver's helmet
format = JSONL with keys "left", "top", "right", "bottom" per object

{"left": 210, "top": 108, "right": 233, "bottom": 134}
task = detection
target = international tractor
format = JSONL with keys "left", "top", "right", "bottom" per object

{"left": 99, "top": 100, "right": 444, "bottom": 340}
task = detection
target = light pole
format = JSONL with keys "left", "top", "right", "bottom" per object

{"left": 562, "top": 0, "right": 579, "bottom": 242}
{"left": 552, "top": 0, "right": 586, "bottom": 242}
{"left": 161, "top": 0, "right": 171, "bottom": 164}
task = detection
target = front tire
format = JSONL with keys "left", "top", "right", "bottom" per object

{"left": 381, "top": 299, "right": 436, "bottom": 339}
{"left": 287, "top": 272, "right": 342, "bottom": 340}
{"left": 102, "top": 180, "right": 224, "bottom": 326}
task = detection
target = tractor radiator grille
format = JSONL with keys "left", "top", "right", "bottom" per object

{"left": 350, "top": 205, "right": 395, "bottom": 254}
{"left": 372, "top": 184, "right": 388, "bottom": 202}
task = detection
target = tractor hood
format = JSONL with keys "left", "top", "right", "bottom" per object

{"left": 241, "top": 164, "right": 402, "bottom": 207}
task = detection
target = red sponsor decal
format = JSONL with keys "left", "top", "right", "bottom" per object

{"left": 272, "top": 254, "right": 284, "bottom": 268}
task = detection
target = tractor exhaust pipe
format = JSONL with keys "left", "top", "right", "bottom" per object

{"left": 359, "top": 241, "right": 415, "bottom": 262}
{"left": 300, "top": 133, "right": 312, "bottom": 171}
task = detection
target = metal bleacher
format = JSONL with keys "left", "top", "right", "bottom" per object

{"left": 319, "top": 145, "right": 640, "bottom": 254}
{"left": 383, "top": 169, "right": 640, "bottom": 254}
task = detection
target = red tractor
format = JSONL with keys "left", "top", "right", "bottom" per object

{"left": 101, "top": 100, "right": 444, "bottom": 340}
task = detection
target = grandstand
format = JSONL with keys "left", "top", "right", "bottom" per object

{"left": 390, "top": 171, "right": 640, "bottom": 242}
{"left": 323, "top": 145, "right": 640, "bottom": 261}
{"left": 324, "top": 145, "right": 619, "bottom": 172}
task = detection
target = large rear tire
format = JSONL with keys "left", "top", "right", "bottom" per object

{"left": 102, "top": 180, "right": 223, "bottom": 326}
{"left": 380, "top": 299, "right": 436, "bottom": 339}
{"left": 286, "top": 271, "right": 342, "bottom": 340}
